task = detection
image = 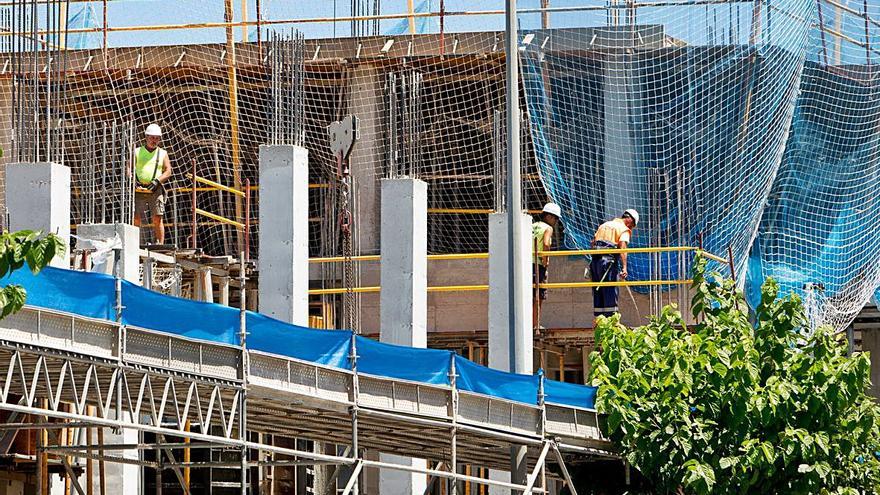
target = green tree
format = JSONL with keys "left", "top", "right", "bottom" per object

{"left": 0, "top": 230, "right": 65, "bottom": 318}
{"left": 590, "top": 255, "right": 880, "bottom": 495}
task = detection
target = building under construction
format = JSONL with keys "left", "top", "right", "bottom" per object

{"left": 1, "top": 0, "right": 880, "bottom": 493}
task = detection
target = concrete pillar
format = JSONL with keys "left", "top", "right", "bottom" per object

{"left": 488, "top": 212, "right": 533, "bottom": 495}
{"left": 70, "top": 222, "right": 141, "bottom": 493}
{"left": 5, "top": 162, "right": 70, "bottom": 268}
{"left": 380, "top": 178, "right": 427, "bottom": 346}
{"left": 379, "top": 178, "right": 428, "bottom": 495}
{"left": 258, "top": 144, "right": 309, "bottom": 326}
{"left": 488, "top": 212, "right": 534, "bottom": 374}
{"left": 76, "top": 223, "right": 140, "bottom": 283}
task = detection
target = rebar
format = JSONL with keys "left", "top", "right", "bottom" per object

{"left": 267, "top": 28, "right": 305, "bottom": 147}
{"left": 9, "top": 0, "right": 70, "bottom": 164}
{"left": 386, "top": 68, "right": 424, "bottom": 178}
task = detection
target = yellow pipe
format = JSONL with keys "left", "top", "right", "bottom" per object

{"left": 428, "top": 208, "right": 495, "bottom": 214}
{"left": 407, "top": 0, "right": 416, "bottom": 34}
{"left": 310, "top": 254, "right": 382, "bottom": 263}
{"left": 195, "top": 208, "right": 245, "bottom": 229}
{"left": 176, "top": 184, "right": 258, "bottom": 194}
{"left": 540, "top": 279, "right": 692, "bottom": 289}
{"left": 307, "top": 279, "right": 692, "bottom": 295}
{"left": 225, "top": 0, "right": 244, "bottom": 255}
{"left": 539, "top": 246, "right": 697, "bottom": 257}
{"left": 188, "top": 174, "right": 246, "bottom": 197}
{"left": 7, "top": 5, "right": 870, "bottom": 40}
{"left": 699, "top": 251, "right": 729, "bottom": 264}
{"left": 429, "top": 285, "right": 490, "bottom": 292}
{"left": 428, "top": 253, "right": 490, "bottom": 261}
{"left": 310, "top": 246, "right": 721, "bottom": 263}
{"left": 310, "top": 286, "right": 381, "bottom": 295}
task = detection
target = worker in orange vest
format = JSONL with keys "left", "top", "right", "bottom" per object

{"left": 587, "top": 209, "right": 639, "bottom": 319}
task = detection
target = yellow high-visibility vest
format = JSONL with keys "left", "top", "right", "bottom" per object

{"left": 135, "top": 146, "right": 164, "bottom": 185}
{"left": 532, "top": 221, "right": 552, "bottom": 265}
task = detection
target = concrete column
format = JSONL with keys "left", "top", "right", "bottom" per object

{"left": 488, "top": 212, "right": 533, "bottom": 495}
{"left": 379, "top": 178, "right": 428, "bottom": 495}
{"left": 5, "top": 162, "right": 70, "bottom": 268}
{"left": 76, "top": 223, "right": 140, "bottom": 283}
{"left": 488, "top": 212, "right": 534, "bottom": 374}
{"left": 380, "top": 178, "right": 427, "bottom": 346}
{"left": 258, "top": 144, "right": 309, "bottom": 326}
{"left": 71, "top": 223, "right": 141, "bottom": 493}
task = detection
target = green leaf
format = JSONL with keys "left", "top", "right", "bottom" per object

{"left": 761, "top": 442, "right": 775, "bottom": 464}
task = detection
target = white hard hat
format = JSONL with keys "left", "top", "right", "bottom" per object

{"left": 144, "top": 124, "right": 162, "bottom": 137}
{"left": 624, "top": 209, "right": 640, "bottom": 226}
{"left": 542, "top": 202, "right": 562, "bottom": 218}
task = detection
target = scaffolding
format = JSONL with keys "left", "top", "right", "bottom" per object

{"left": 0, "top": 302, "right": 610, "bottom": 494}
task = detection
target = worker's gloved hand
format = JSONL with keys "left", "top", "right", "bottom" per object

{"left": 147, "top": 179, "right": 161, "bottom": 192}
{"left": 620, "top": 268, "right": 628, "bottom": 279}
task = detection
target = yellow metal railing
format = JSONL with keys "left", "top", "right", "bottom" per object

{"left": 307, "top": 246, "right": 729, "bottom": 295}
{"left": 191, "top": 174, "right": 246, "bottom": 198}
{"left": 186, "top": 166, "right": 252, "bottom": 258}
{"left": 194, "top": 208, "right": 244, "bottom": 229}
{"left": 308, "top": 278, "right": 695, "bottom": 296}
{"left": 309, "top": 246, "right": 728, "bottom": 264}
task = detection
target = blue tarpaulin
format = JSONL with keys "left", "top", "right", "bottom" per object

{"left": 1, "top": 266, "right": 597, "bottom": 409}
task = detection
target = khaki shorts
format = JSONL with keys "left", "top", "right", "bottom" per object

{"left": 135, "top": 184, "right": 167, "bottom": 219}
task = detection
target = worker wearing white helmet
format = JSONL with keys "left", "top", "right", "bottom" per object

{"left": 531, "top": 202, "right": 563, "bottom": 331}
{"left": 587, "top": 209, "right": 639, "bottom": 318}
{"left": 132, "top": 124, "right": 173, "bottom": 244}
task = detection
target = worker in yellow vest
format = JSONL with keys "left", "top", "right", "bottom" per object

{"left": 132, "top": 124, "right": 173, "bottom": 244}
{"left": 587, "top": 209, "right": 639, "bottom": 319}
{"left": 532, "top": 202, "right": 562, "bottom": 331}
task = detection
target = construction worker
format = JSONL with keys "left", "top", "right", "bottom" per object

{"left": 533, "top": 202, "right": 562, "bottom": 330}
{"left": 587, "top": 209, "right": 639, "bottom": 319}
{"left": 132, "top": 123, "right": 172, "bottom": 244}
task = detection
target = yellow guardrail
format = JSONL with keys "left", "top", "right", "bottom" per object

{"left": 307, "top": 245, "right": 728, "bottom": 295}
{"left": 194, "top": 208, "right": 244, "bottom": 229}
{"left": 307, "top": 279, "right": 694, "bottom": 295}
{"left": 189, "top": 174, "right": 246, "bottom": 198}
{"left": 310, "top": 246, "right": 727, "bottom": 264}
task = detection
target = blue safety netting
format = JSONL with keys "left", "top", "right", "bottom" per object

{"left": 745, "top": 60, "right": 880, "bottom": 328}
{"left": 518, "top": 1, "right": 880, "bottom": 328}
{"left": 0, "top": 266, "right": 596, "bottom": 409}
{"left": 521, "top": 39, "right": 809, "bottom": 291}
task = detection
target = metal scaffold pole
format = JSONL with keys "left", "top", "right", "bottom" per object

{"left": 239, "top": 254, "right": 249, "bottom": 495}
{"left": 505, "top": 0, "right": 530, "bottom": 490}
